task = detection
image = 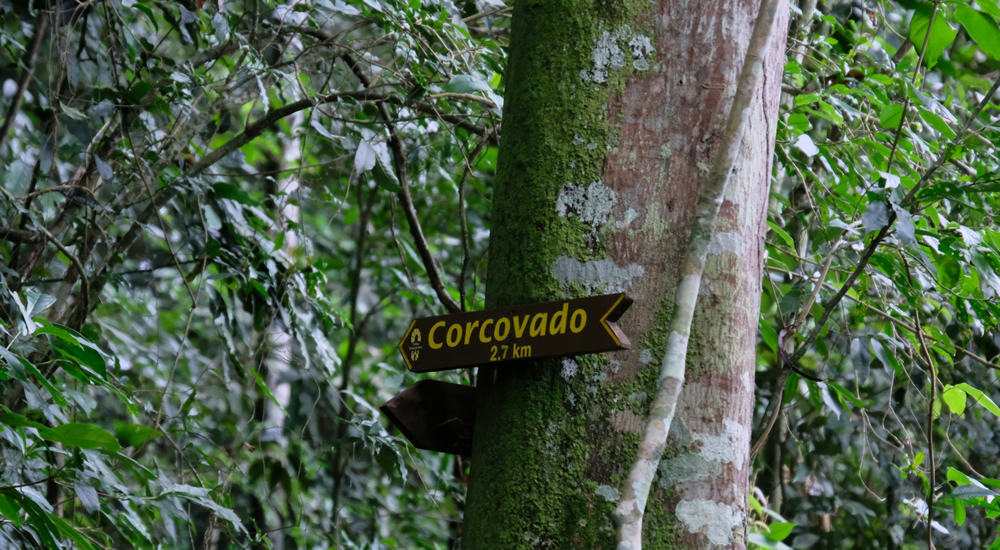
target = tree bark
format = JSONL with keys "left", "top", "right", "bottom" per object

{"left": 463, "top": 1, "right": 787, "bottom": 548}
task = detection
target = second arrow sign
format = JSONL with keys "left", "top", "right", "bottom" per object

{"left": 398, "top": 293, "right": 632, "bottom": 373}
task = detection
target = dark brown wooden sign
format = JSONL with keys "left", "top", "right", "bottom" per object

{"left": 397, "top": 293, "right": 632, "bottom": 373}
{"left": 380, "top": 380, "right": 475, "bottom": 456}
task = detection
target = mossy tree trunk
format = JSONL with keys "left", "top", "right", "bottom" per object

{"left": 464, "top": 1, "right": 788, "bottom": 549}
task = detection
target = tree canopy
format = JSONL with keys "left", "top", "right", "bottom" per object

{"left": 1, "top": 0, "right": 1000, "bottom": 548}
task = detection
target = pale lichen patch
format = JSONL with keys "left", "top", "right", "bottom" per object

{"left": 707, "top": 230, "right": 748, "bottom": 256}
{"left": 595, "top": 485, "right": 621, "bottom": 502}
{"left": 555, "top": 180, "right": 617, "bottom": 237}
{"left": 675, "top": 499, "right": 743, "bottom": 546}
{"left": 657, "top": 453, "right": 721, "bottom": 489}
{"left": 550, "top": 256, "right": 645, "bottom": 293}
{"left": 581, "top": 27, "right": 655, "bottom": 83}
{"left": 691, "top": 419, "right": 748, "bottom": 466}
{"left": 561, "top": 358, "right": 579, "bottom": 380}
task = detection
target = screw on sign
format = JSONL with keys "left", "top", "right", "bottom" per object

{"left": 397, "top": 293, "right": 633, "bottom": 373}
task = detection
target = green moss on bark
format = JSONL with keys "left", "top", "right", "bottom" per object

{"left": 462, "top": 1, "right": 668, "bottom": 548}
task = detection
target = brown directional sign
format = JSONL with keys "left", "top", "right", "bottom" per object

{"left": 398, "top": 293, "right": 632, "bottom": 373}
{"left": 380, "top": 380, "right": 475, "bottom": 456}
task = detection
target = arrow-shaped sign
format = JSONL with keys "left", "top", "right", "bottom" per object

{"left": 380, "top": 380, "right": 476, "bottom": 456}
{"left": 398, "top": 293, "right": 632, "bottom": 373}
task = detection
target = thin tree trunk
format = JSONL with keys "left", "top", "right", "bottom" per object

{"left": 464, "top": 1, "right": 787, "bottom": 548}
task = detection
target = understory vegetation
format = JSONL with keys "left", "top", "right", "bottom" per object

{"left": 0, "top": 0, "right": 999, "bottom": 548}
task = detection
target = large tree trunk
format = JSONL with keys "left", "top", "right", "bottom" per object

{"left": 463, "top": 1, "right": 788, "bottom": 548}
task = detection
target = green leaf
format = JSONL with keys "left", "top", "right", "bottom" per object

{"left": 980, "top": 0, "right": 1000, "bottom": 19}
{"left": 373, "top": 151, "right": 402, "bottom": 193}
{"left": 760, "top": 318, "right": 778, "bottom": 353}
{"left": 954, "top": 383, "right": 1000, "bottom": 417}
{"left": 938, "top": 257, "right": 962, "bottom": 288}
{"left": 909, "top": 3, "right": 958, "bottom": 68}
{"left": 918, "top": 108, "right": 956, "bottom": 140}
{"left": 36, "top": 323, "right": 107, "bottom": 379}
{"left": 748, "top": 533, "right": 793, "bottom": 550}
{"left": 45, "top": 423, "right": 121, "bottom": 451}
{"left": 829, "top": 381, "right": 865, "bottom": 409}
{"left": 767, "top": 221, "right": 795, "bottom": 248}
{"left": 955, "top": 6, "right": 1000, "bottom": 60}
{"left": 60, "top": 102, "right": 90, "bottom": 121}
{"left": 786, "top": 112, "right": 812, "bottom": 132}
{"left": 0, "top": 494, "right": 20, "bottom": 527}
{"left": 211, "top": 182, "right": 257, "bottom": 205}
{"left": 114, "top": 423, "right": 161, "bottom": 448}
{"left": 948, "top": 467, "right": 972, "bottom": 485}
{"left": 445, "top": 74, "right": 491, "bottom": 94}
{"left": 879, "top": 104, "right": 904, "bottom": 129}
{"left": 49, "top": 513, "right": 97, "bottom": 550}
{"left": 941, "top": 384, "right": 968, "bottom": 416}
{"left": 952, "top": 485, "right": 1000, "bottom": 499}
{"left": 953, "top": 498, "right": 967, "bottom": 526}
{"left": 0, "top": 411, "right": 48, "bottom": 431}
{"left": 767, "top": 522, "right": 796, "bottom": 541}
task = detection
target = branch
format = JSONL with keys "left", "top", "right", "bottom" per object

{"left": 0, "top": 228, "right": 42, "bottom": 244}
{"left": 786, "top": 73, "right": 1000, "bottom": 370}
{"left": 613, "top": 0, "right": 783, "bottom": 546}
{"left": 188, "top": 90, "right": 495, "bottom": 177}
{"left": 0, "top": 14, "right": 48, "bottom": 157}
{"left": 751, "top": 72, "right": 1000, "bottom": 456}
{"left": 39, "top": 226, "right": 88, "bottom": 331}
{"left": 343, "top": 53, "right": 462, "bottom": 314}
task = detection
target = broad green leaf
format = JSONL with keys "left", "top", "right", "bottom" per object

{"left": 60, "top": 102, "right": 90, "bottom": 121}
{"left": 863, "top": 201, "right": 889, "bottom": 233}
{"left": 445, "top": 74, "right": 491, "bottom": 94}
{"left": 0, "top": 494, "right": 20, "bottom": 527}
{"left": 829, "top": 381, "right": 865, "bottom": 409}
{"left": 767, "top": 522, "right": 796, "bottom": 542}
{"left": 114, "top": 423, "right": 161, "bottom": 448}
{"left": 760, "top": 318, "right": 778, "bottom": 353}
{"left": 948, "top": 467, "right": 973, "bottom": 485}
{"left": 74, "top": 481, "right": 100, "bottom": 514}
{"left": 980, "top": 0, "right": 1000, "bottom": 19}
{"left": 748, "top": 533, "right": 793, "bottom": 550}
{"left": 767, "top": 221, "right": 795, "bottom": 248}
{"left": 953, "top": 498, "right": 967, "bottom": 526}
{"left": 0, "top": 411, "right": 48, "bottom": 431}
{"left": 211, "top": 182, "right": 257, "bottom": 206}
{"left": 952, "top": 485, "right": 1000, "bottom": 499}
{"left": 918, "top": 108, "right": 956, "bottom": 140}
{"left": 373, "top": 150, "right": 402, "bottom": 193}
{"left": 354, "top": 139, "right": 377, "bottom": 173}
{"left": 938, "top": 257, "right": 962, "bottom": 288}
{"left": 955, "top": 6, "right": 1000, "bottom": 60}
{"left": 45, "top": 423, "right": 121, "bottom": 451}
{"left": 909, "top": 3, "right": 958, "bottom": 68}
{"left": 786, "top": 112, "right": 812, "bottom": 132}
{"left": 941, "top": 385, "right": 967, "bottom": 416}
{"left": 0, "top": 347, "right": 28, "bottom": 382}
{"left": 794, "top": 92, "right": 821, "bottom": 107}
{"left": 36, "top": 322, "right": 107, "bottom": 379}
{"left": 50, "top": 511, "right": 97, "bottom": 549}
{"left": 954, "top": 383, "right": 1000, "bottom": 417}
{"left": 879, "top": 104, "right": 904, "bottom": 129}
{"left": 749, "top": 493, "right": 764, "bottom": 517}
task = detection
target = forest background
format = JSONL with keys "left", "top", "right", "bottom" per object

{"left": 2, "top": 0, "right": 1000, "bottom": 549}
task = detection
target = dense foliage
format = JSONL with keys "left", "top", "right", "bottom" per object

{"left": 0, "top": 0, "right": 998, "bottom": 549}
{"left": 0, "top": 0, "right": 504, "bottom": 547}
